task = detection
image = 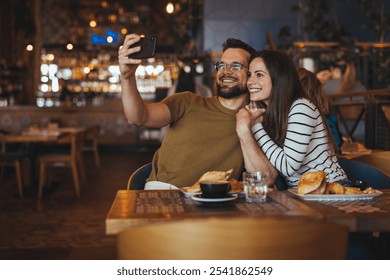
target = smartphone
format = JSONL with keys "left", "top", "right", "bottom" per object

{"left": 129, "top": 35, "right": 158, "bottom": 59}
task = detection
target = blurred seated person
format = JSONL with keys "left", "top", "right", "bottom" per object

{"left": 316, "top": 58, "right": 366, "bottom": 95}
{"left": 317, "top": 58, "right": 366, "bottom": 144}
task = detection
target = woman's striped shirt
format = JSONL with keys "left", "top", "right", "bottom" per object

{"left": 251, "top": 98, "right": 347, "bottom": 187}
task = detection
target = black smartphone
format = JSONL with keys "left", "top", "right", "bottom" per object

{"left": 129, "top": 35, "right": 158, "bottom": 59}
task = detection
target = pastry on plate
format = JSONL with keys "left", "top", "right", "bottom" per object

{"left": 228, "top": 178, "right": 244, "bottom": 193}
{"left": 297, "top": 171, "right": 327, "bottom": 195}
{"left": 326, "top": 182, "right": 345, "bottom": 194}
{"left": 186, "top": 169, "right": 233, "bottom": 193}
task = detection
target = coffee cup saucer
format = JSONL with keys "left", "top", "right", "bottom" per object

{"left": 191, "top": 193, "right": 238, "bottom": 203}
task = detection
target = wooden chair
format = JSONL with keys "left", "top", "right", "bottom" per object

{"left": 117, "top": 217, "right": 349, "bottom": 260}
{"left": 82, "top": 125, "right": 100, "bottom": 169}
{"left": 126, "top": 162, "right": 152, "bottom": 190}
{"left": 38, "top": 131, "right": 84, "bottom": 198}
{"left": 0, "top": 132, "right": 29, "bottom": 196}
{"left": 275, "top": 174, "right": 289, "bottom": 190}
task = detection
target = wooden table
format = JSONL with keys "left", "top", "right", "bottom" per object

{"left": 106, "top": 188, "right": 390, "bottom": 235}
{"left": 4, "top": 127, "right": 86, "bottom": 143}
{"left": 4, "top": 127, "right": 86, "bottom": 189}
{"left": 4, "top": 131, "right": 67, "bottom": 143}
{"left": 284, "top": 189, "right": 390, "bottom": 232}
{"left": 353, "top": 150, "right": 390, "bottom": 177}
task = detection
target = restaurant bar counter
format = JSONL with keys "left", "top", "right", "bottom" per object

{"left": 0, "top": 101, "right": 163, "bottom": 146}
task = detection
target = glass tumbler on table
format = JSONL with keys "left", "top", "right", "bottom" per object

{"left": 243, "top": 171, "right": 271, "bottom": 203}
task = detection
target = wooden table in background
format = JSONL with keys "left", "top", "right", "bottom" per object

{"left": 4, "top": 127, "right": 87, "bottom": 189}
{"left": 4, "top": 127, "right": 87, "bottom": 144}
{"left": 4, "top": 131, "right": 67, "bottom": 143}
{"left": 352, "top": 151, "right": 390, "bottom": 177}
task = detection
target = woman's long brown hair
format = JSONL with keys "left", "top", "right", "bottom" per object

{"left": 249, "top": 50, "right": 337, "bottom": 154}
{"left": 249, "top": 50, "right": 306, "bottom": 147}
{"left": 297, "top": 68, "right": 338, "bottom": 154}
{"left": 298, "top": 68, "right": 329, "bottom": 114}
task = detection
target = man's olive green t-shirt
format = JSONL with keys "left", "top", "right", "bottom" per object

{"left": 147, "top": 91, "right": 244, "bottom": 187}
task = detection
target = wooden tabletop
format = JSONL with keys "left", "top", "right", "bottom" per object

{"left": 352, "top": 150, "right": 390, "bottom": 177}
{"left": 4, "top": 127, "right": 86, "bottom": 143}
{"left": 285, "top": 189, "right": 390, "bottom": 232}
{"left": 4, "top": 131, "right": 67, "bottom": 143}
{"left": 106, "top": 188, "right": 390, "bottom": 235}
{"left": 106, "top": 189, "right": 390, "bottom": 235}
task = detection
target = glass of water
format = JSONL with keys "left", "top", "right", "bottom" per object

{"left": 243, "top": 171, "right": 271, "bottom": 203}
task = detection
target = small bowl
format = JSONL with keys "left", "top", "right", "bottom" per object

{"left": 200, "top": 181, "right": 231, "bottom": 198}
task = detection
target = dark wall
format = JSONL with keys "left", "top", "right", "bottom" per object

{"left": 203, "top": 0, "right": 389, "bottom": 52}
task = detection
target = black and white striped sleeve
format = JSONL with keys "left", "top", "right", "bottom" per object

{"left": 251, "top": 99, "right": 320, "bottom": 177}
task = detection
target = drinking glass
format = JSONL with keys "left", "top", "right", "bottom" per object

{"left": 243, "top": 171, "right": 271, "bottom": 203}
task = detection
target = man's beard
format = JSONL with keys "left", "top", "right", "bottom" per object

{"left": 216, "top": 83, "right": 247, "bottom": 99}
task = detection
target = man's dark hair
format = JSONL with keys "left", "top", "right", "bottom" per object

{"left": 222, "top": 38, "right": 256, "bottom": 56}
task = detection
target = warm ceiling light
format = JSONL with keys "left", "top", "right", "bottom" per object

{"left": 195, "top": 63, "right": 204, "bottom": 74}
{"left": 121, "top": 28, "right": 127, "bottom": 35}
{"left": 66, "top": 43, "right": 73, "bottom": 50}
{"left": 183, "top": 65, "right": 191, "bottom": 73}
{"left": 130, "top": 14, "right": 140, "bottom": 24}
{"left": 26, "top": 44, "right": 33, "bottom": 51}
{"left": 107, "top": 36, "right": 113, "bottom": 43}
{"left": 166, "top": 2, "right": 174, "bottom": 14}
{"left": 46, "top": 53, "right": 55, "bottom": 61}
{"left": 101, "top": 1, "right": 108, "bottom": 8}
{"left": 89, "top": 20, "right": 97, "bottom": 28}
{"left": 109, "top": 14, "right": 117, "bottom": 22}
{"left": 83, "top": 67, "right": 90, "bottom": 74}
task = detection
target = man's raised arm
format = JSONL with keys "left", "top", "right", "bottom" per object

{"left": 118, "top": 33, "right": 171, "bottom": 128}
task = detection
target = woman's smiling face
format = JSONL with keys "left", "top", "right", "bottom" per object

{"left": 247, "top": 57, "right": 272, "bottom": 105}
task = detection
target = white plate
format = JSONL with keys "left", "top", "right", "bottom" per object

{"left": 191, "top": 194, "right": 238, "bottom": 203}
{"left": 288, "top": 189, "right": 382, "bottom": 201}
{"left": 181, "top": 187, "right": 243, "bottom": 197}
{"left": 180, "top": 187, "right": 201, "bottom": 197}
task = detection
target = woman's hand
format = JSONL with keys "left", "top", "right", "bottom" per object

{"left": 118, "top": 34, "right": 143, "bottom": 80}
{"left": 236, "top": 107, "right": 265, "bottom": 135}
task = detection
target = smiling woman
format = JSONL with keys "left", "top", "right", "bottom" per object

{"left": 237, "top": 49, "right": 348, "bottom": 188}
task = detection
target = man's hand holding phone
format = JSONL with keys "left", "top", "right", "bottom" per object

{"left": 128, "top": 35, "right": 157, "bottom": 59}
{"left": 118, "top": 34, "right": 158, "bottom": 80}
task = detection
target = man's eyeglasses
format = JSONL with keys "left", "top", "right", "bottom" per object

{"left": 214, "top": 61, "right": 248, "bottom": 71}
